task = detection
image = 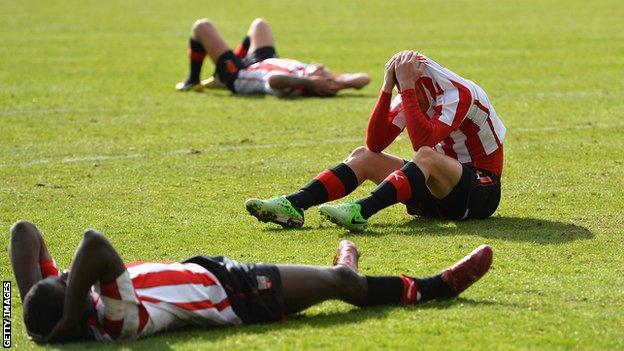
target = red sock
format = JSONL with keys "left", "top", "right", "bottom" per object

{"left": 399, "top": 275, "right": 420, "bottom": 304}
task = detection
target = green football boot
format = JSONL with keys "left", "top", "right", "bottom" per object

{"left": 319, "top": 203, "right": 367, "bottom": 232}
{"left": 245, "top": 196, "right": 304, "bottom": 228}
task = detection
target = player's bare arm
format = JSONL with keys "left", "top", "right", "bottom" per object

{"left": 9, "top": 221, "right": 56, "bottom": 300}
{"left": 268, "top": 74, "right": 341, "bottom": 96}
{"left": 42, "top": 230, "right": 125, "bottom": 343}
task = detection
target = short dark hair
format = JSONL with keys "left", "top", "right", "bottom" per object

{"left": 23, "top": 278, "right": 65, "bottom": 339}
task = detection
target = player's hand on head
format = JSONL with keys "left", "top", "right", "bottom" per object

{"left": 382, "top": 54, "right": 399, "bottom": 93}
{"left": 394, "top": 50, "right": 425, "bottom": 90}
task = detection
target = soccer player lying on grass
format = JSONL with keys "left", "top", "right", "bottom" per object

{"left": 246, "top": 50, "right": 506, "bottom": 232}
{"left": 10, "top": 220, "right": 492, "bottom": 343}
{"left": 175, "top": 18, "right": 370, "bottom": 96}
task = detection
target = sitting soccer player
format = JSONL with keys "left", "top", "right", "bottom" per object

{"left": 246, "top": 50, "right": 506, "bottom": 232}
{"left": 175, "top": 18, "right": 370, "bottom": 96}
{"left": 10, "top": 220, "right": 492, "bottom": 343}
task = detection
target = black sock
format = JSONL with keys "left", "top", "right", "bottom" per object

{"left": 415, "top": 274, "right": 454, "bottom": 302}
{"left": 286, "top": 163, "right": 358, "bottom": 210}
{"left": 357, "top": 162, "right": 426, "bottom": 219}
{"left": 360, "top": 276, "right": 403, "bottom": 306}
{"left": 188, "top": 38, "right": 206, "bottom": 83}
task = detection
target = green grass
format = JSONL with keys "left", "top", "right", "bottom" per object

{"left": 1, "top": 0, "right": 623, "bottom": 349}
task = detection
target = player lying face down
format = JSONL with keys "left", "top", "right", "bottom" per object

{"left": 9, "top": 221, "right": 492, "bottom": 343}
{"left": 246, "top": 50, "right": 506, "bottom": 232}
{"left": 175, "top": 18, "right": 370, "bottom": 97}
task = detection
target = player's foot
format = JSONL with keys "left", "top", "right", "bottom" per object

{"left": 175, "top": 79, "right": 203, "bottom": 91}
{"left": 334, "top": 73, "right": 371, "bottom": 90}
{"left": 333, "top": 240, "right": 360, "bottom": 272}
{"left": 200, "top": 76, "right": 226, "bottom": 89}
{"left": 441, "top": 244, "right": 493, "bottom": 297}
{"left": 245, "top": 196, "right": 304, "bottom": 228}
{"left": 319, "top": 203, "right": 367, "bottom": 232}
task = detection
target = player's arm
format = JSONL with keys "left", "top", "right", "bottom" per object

{"left": 42, "top": 230, "right": 125, "bottom": 343}
{"left": 268, "top": 74, "right": 340, "bottom": 96}
{"left": 9, "top": 221, "right": 59, "bottom": 300}
{"left": 394, "top": 51, "right": 455, "bottom": 150}
{"left": 365, "top": 54, "right": 403, "bottom": 152}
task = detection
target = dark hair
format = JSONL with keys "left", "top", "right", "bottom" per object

{"left": 23, "top": 278, "right": 65, "bottom": 339}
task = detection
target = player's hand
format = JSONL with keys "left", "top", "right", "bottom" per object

{"left": 310, "top": 76, "right": 341, "bottom": 96}
{"left": 394, "top": 50, "right": 425, "bottom": 91}
{"left": 382, "top": 53, "right": 399, "bottom": 94}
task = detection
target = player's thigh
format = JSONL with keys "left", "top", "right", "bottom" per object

{"left": 344, "top": 148, "right": 405, "bottom": 184}
{"left": 416, "top": 150, "right": 463, "bottom": 199}
{"left": 247, "top": 18, "right": 275, "bottom": 53}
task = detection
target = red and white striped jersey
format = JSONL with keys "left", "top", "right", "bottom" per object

{"left": 86, "top": 262, "right": 241, "bottom": 341}
{"left": 370, "top": 53, "right": 506, "bottom": 175}
{"left": 234, "top": 58, "right": 309, "bottom": 95}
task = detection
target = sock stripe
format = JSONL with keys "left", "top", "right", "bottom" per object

{"left": 399, "top": 275, "right": 420, "bottom": 305}
{"left": 188, "top": 49, "right": 206, "bottom": 61}
{"left": 386, "top": 170, "right": 412, "bottom": 203}
{"left": 315, "top": 169, "right": 345, "bottom": 201}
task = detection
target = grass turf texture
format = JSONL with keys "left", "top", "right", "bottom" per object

{"left": 1, "top": 0, "right": 623, "bottom": 349}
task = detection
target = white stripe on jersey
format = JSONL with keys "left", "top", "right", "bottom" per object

{"left": 135, "top": 284, "right": 229, "bottom": 304}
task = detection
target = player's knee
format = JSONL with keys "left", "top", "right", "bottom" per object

{"left": 10, "top": 220, "right": 35, "bottom": 239}
{"left": 193, "top": 18, "right": 214, "bottom": 32}
{"left": 349, "top": 146, "right": 373, "bottom": 160}
{"left": 412, "top": 146, "right": 436, "bottom": 167}
{"left": 251, "top": 17, "right": 269, "bottom": 29}
{"left": 331, "top": 265, "right": 365, "bottom": 293}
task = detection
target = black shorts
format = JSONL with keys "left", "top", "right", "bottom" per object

{"left": 216, "top": 46, "right": 278, "bottom": 92}
{"left": 405, "top": 164, "right": 501, "bottom": 220}
{"left": 241, "top": 46, "right": 278, "bottom": 67}
{"left": 183, "top": 255, "right": 285, "bottom": 324}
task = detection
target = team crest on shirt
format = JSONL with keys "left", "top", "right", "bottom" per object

{"left": 475, "top": 171, "right": 493, "bottom": 185}
{"left": 256, "top": 275, "right": 272, "bottom": 290}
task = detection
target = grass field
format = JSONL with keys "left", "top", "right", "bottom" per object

{"left": 1, "top": 0, "right": 623, "bottom": 349}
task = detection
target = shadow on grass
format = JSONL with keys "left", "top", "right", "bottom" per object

{"left": 360, "top": 216, "right": 593, "bottom": 244}
{"left": 54, "top": 297, "right": 503, "bottom": 350}
{"left": 197, "top": 89, "right": 375, "bottom": 100}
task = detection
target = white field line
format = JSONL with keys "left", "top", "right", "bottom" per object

{"left": 2, "top": 122, "right": 622, "bottom": 169}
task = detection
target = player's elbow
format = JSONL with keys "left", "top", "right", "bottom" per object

{"left": 365, "top": 139, "right": 383, "bottom": 153}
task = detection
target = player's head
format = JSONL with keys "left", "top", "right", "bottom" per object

{"left": 23, "top": 273, "right": 91, "bottom": 342}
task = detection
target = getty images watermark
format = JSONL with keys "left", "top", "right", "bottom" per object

{"left": 2, "top": 281, "right": 10, "bottom": 348}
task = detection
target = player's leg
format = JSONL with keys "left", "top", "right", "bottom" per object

{"left": 321, "top": 146, "right": 463, "bottom": 231}
{"left": 176, "top": 18, "right": 233, "bottom": 91}
{"left": 245, "top": 147, "right": 404, "bottom": 228}
{"left": 247, "top": 18, "right": 276, "bottom": 54}
{"left": 278, "top": 242, "right": 493, "bottom": 314}
{"left": 9, "top": 221, "right": 57, "bottom": 300}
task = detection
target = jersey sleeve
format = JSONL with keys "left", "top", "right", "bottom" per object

{"left": 365, "top": 91, "right": 404, "bottom": 152}
{"left": 94, "top": 270, "right": 148, "bottom": 341}
{"left": 400, "top": 89, "right": 454, "bottom": 150}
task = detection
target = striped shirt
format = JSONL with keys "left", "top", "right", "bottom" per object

{"left": 366, "top": 53, "right": 506, "bottom": 175}
{"left": 86, "top": 262, "right": 241, "bottom": 341}
{"left": 234, "top": 58, "right": 309, "bottom": 95}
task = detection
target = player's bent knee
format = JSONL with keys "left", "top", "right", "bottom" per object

{"left": 412, "top": 146, "right": 436, "bottom": 165}
{"left": 251, "top": 17, "right": 269, "bottom": 27}
{"left": 10, "top": 220, "right": 35, "bottom": 238}
{"left": 193, "top": 18, "right": 214, "bottom": 31}
{"left": 349, "top": 146, "right": 372, "bottom": 159}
